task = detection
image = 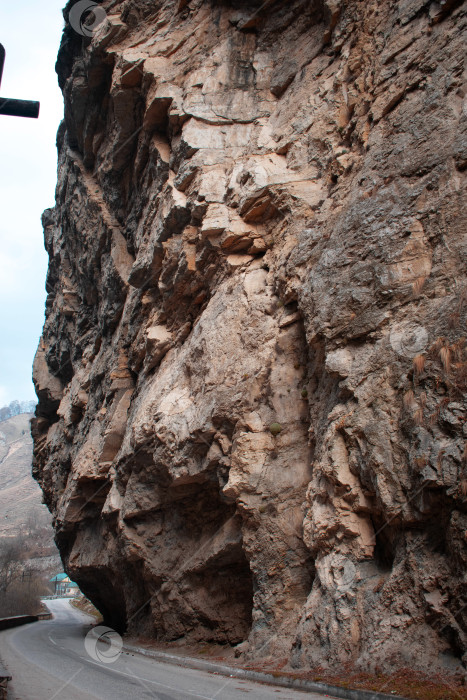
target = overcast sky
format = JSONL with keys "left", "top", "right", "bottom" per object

{"left": 0, "top": 0, "right": 65, "bottom": 405}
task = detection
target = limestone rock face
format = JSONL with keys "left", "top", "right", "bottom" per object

{"left": 33, "top": 0, "right": 467, "bottom": 674}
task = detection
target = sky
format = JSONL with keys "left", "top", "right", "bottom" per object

{"left": 0, "top": 0, "right": 65, "bottom": 405}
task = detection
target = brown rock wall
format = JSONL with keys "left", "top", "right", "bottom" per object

{"left": 33, "top": 0, "right": 467, "bottom": 675}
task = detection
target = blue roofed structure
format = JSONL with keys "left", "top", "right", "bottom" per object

{"left": 49, "top": 573, "right": 79, "bottom": 596}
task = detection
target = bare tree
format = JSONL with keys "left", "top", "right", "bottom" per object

{"left": 0, "top": 537, "right": 46, "bottom": 616}
{"left": 0, "top": 538, "right": 22, "bottom": 594}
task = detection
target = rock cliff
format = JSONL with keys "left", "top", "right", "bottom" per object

{"left": 32, "top": 0, "right": 467, "bottom": 675}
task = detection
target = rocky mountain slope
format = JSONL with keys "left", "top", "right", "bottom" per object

{"left": 0, "top": 413, "right": 54, "bottom": 540}
{"left": 32, "top": 0, "right": 467, "bottom": 676}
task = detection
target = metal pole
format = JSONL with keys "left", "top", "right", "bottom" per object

{"left": 0, "top": 98, "right": 40, "bottom": 118}
{"left": 0, "top": 43, "right": 40, "bottom": 119}
{"left": 0, "top": 44, "right": 5, "bottom": 89}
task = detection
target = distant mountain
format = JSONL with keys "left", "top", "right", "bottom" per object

{"left": 0, "top": 400, "right": 36, "bottom": 423}
{"left": 0, "top": 413, "right": 55, "bottom": 544}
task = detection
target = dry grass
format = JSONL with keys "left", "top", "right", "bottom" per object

{"left": 440, "top": 346, "right": 451, "bottom": 373}
{"left": 413, "top": 354, "right": 426, "bottom": 376}
{"left": 246, "top": 664, "right": 467, "bottom": 700}
{"left": 0, "top": 575, "right": 47, "bottom": 616}
{"left": 414, "top": 407, "right": 424, "bottom": 426}
{"left": 403, "top": 389, "right": 416, "bottom": 410}
{"left": 403, "top": 389, "right": 425, "bottom": 426}
{"left": 430, "top": 337, "right": 446, "bottom": 357}
{"left": 320, "top": 670, "right": 467, "bottom": 700}
{"left": 71, "top": 595, "right": 102, "bottom": 621}
{"left": 412, "top": 276, "right": 427, "bottom": 296}
{"left": 129, "top": 639, "right": 467, "bottom": 700}
{"left": 427, "top": 336, "right": 466, "bottom": 397}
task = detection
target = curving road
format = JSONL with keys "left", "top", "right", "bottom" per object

{"left": 0, "top": 599, "right": 335, "bottom": 700}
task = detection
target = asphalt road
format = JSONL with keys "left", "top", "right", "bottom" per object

{"left": 0, "top": 599, "right": 335, "bottom": 700}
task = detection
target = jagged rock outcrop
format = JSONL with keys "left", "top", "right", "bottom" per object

{"left": 33, "top": 0, "right": 467, "bottom": 675}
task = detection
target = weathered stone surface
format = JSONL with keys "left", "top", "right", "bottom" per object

{"left": 33, "top": 0, "right": 467, "bottom": 677}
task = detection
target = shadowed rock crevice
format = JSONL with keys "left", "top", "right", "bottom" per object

{"left": 74, "top": 565, "right": 129, "bottom": 634}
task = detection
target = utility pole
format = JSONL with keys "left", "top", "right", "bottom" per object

{"left": 0, "top": 44, "right": 40, "bottom": 118}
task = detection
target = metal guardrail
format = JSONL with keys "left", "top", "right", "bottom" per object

{"left": 0, "top": 605, "right": 53, "bottom": 630}
{"left": 0, "top": 615, "right": 39, "bottom": 631}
